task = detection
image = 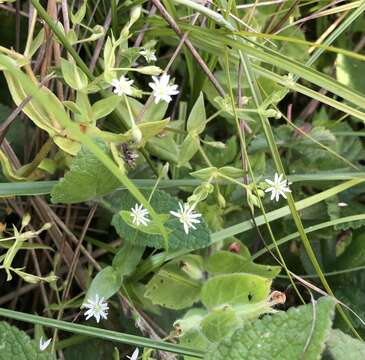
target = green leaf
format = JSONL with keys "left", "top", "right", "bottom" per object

{"left": 91, "top": 96, "right": 121, "bottom": 121}
{"left": 85, "top": 266, "right": 121, "bottom": 302}
{"left": 205, "top": 297, "right": 336, "bottom": 360}
{"left": 201, "top": 273, "right": 272, "bottom": 309}
{"left": 325, "top": 329, "right": 365, "bottom": 360}
{"left": 144, "top": 255, "right": 203, "bottom": 310}
{"left": 119, "top": 210, "right": 170, "bottom": 235}
{"left": 200, "top": 307, "right": 240, "bottom": 343}
{"left": 187, "top": 92, "right": 206, "bottom": 134}
{"left": 70, "top": 0, "right": 88, "bottom": 25}
{"left": 61, "top": 58, "right": 88, "bottom": 90}
{"left": 336, "top": 54, "right": 365, "bottom": 94}
{"left": 336, "top": 232, "right": 365, "bottom": 270}
{"left": 110, "top": 189, "right": 211, "bottom": 250}
{"left": 178, "top": 133, "right": 200, "bottom": 166}
{"left": 190, "top": 167, "right": 218, "bottom": 181}
{"left": 86, "top": 242, "right": 145, "bottom": 301}
{"left": 0, "top": 321, "right": 55, "bottom": 360}
{"left": 112, "top": 242, "right": 145, "bottom": 275}
{"left": 205, "top": 251, "right": 281, "bottom": 279}
{"left": 218, "top": 166, "right": 245, "bottom": 179}
{"left": 51, "top": 140, "right": 119, "bottom": 204}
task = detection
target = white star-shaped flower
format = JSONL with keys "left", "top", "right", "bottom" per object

{"left": 83, "top": 294, "right": 109, "bottom": 323}
{"left": 264, "top": 173, "right": 291, "bottom": 202}
{"left": 111, "top": 76, "right": 134, "bottom": 96}
{"left": 149, "top": 73, "right": 179, "bottom": 104}
{"left": 140, "top": 48, "right": 157, "bottom": 62}
{"left": 39, "top": 337, "right": 51, "bottom": 352}
{"left": 127, "top": 348, "right": 139, "bottom": 360}
{"left": 170, "top": 203, "right": 201, "bottom": 234}
{"left": 131, "top": 203, "right": 150, "bottom": 226}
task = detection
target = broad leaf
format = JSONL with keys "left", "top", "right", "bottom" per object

{"left": 205, "top": 251, "right": 281, "bottom": 279}
{"left": 201, "top": 273, "right": 272, "bottom": 309}
{"left": 325, "top": 329, "right": 365, "bottom": 360}
{"left": 0, "top": 321, "right": 55, "bottom": 360}
{"left": 61, "top": 59, "right": 88, "bottom": 91}
{"left": 86, "top": 242, "right": 144, "bottom": 301}
{"left": 51, "top": 140, "right": 119, "bottom": 203}
{"left": 144, "top": 255, "right": 203, "bottom": 310}
{"left": 204, "top": 297, "right": 336, "bottom": 360}
{"left": 110, "top": 189, "right": 211, "bottom": 250}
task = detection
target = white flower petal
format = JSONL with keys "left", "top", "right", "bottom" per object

{"left": 39, "top": 337, "right": 52, "bottom": 352}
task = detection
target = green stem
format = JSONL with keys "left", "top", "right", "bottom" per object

{"left": 18, "top": 137, "right": 54, "bottom": 178}
{"left": 0, "top": 307, "right": 203, "bottom": 358}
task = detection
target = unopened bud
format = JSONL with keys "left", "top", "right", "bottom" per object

{"left": 130, "top": 6, "right": 142, "bottom": 25}
{"left": 217, "top": 192, "right": 226, "bottom": 208}
{"left": 131, "top": 125, "right": 143, "bottom": 144}
{"left": 135, "top": 66, "right": 162, "bottom": 75}
{"left": 21, "top": 213, "right": 31, "bottom": 229}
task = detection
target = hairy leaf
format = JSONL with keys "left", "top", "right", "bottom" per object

{"left": 51, "top": 140, "right": 119, "bottom": 203}
{"left": 0, "top": 321, "right": 55, "bottom": 360}
{"left": 110, "top": 189, "right": 211, "bottom": 250}
{"left": 205, "top": 297, "right": 336, "bottom": 360}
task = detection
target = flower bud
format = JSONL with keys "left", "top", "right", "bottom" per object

{"left": 135, "top": 66, "right": 162, "bottom": 75}
{"left": 21, "top": 213, "right": 31, "bottom": 229}
{"left": 217, "top": 192, "right": 226, "bottom": 208}
{"left": 131, "top": 125, "right": 143, "bottom": 145}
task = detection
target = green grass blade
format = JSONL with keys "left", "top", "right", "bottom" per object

{"left": 0, "top": 307, "right": 203, "bottom": 358}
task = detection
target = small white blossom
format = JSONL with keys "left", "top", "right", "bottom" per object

{"left": 149, "top": 73, "right": 179, "bottom": 104}
{"left": 140, "top": 48, "right": 157, "bottom": 62}
{"left": 131, "top": 203, "right": 150, "bottom": 226}
{"left": 39, "top": 337, "right": 51, "bottom": 352}
{"left": 170, "top": 203, "right": 201, "bottom": 234}
{"left": 264, "top": 173, "right": 291, "bottom": 202}
{"left": 111, "top": 76, "right": 134, "bottom": 96}
{"left": 338, "top": 202, "right": 348, "bottom": 207}
{"left": 127, "top": 348, "right": 139, "bottom": 360}
{"left": 83, "top": 294, "right": 109, "bottom": 323}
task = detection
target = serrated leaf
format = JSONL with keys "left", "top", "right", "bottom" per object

{"left": 110, "top": 189, "right": 211, "bottom": 250}
{"left": 325, "top": 329, "right": 365, "bottom": 360}
{"left": 205, "top": 251, "right": 281, "bottom": 279}
{"left": 119, "top": 210, "right": 170, "bottom": 235}
{"left": 0, "top": 321, "right": 55, "bottom": 360}
{"left": 187, "top": 92, "right": 206, "bottom": 134}
{"left": 205, "top": 297, "right": 336, "bottom": 360}
{"left": 144, "top": 255, "right": 203, "bottom": 310}
{"left": 201, "top": 273, "right": 272, "bottom": 309}
{"left": 51, "top": 140, "right": 119, "bottom": 204}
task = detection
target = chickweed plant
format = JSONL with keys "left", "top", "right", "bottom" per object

{"left": 0, "top": 0, "right": 365, "bottom": 359}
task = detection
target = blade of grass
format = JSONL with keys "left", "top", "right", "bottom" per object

{"left": 252, "top": 214, "right": 365, "bottom": 260}
{"left": 0, "top": 307, "right": 203, "bottom": 358}
{"left": 133, "top": 178, "right": 364, "bottom": 280}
